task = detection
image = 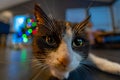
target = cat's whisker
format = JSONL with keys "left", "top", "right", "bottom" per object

{"left": 74, "top": 67, "right": 80, "bottom": 74}
{"left": 34, "top": 7, "right": 54, "bottom": 32}
{"left": 32, "top": 63, "right": 41, "bottom": 68}
{"left": 46, "top": 6, "right": 57, "bottom": 31}
{"left": 50, "top": 17, "right": 56, "bottom": 31}
{"left": 41, "top": 65, "right": 48, "bottom": 71}
{"left": 31, "top": 58, "right": 46, "bottom": 62}
{"left": 33, "top": 65, "right": 48, "bottom": 75}
{"left": 31, "top": 70, "right": 42, "bottom": 80}
{"left": 39, "top": 17, "right": 54, "bottom": 32}
{"left": 32, "top": 65, "right": 45, "bottom": 70}
{"left": 41, "top": 0, "right": 56, "bottom": 20}
{"left": 74, "top": 66, "right": 89, "bottom": 78}
{"left": 78, "top": 67, "right": 90, "bottom": 78}
{"left": 81, "top": 65, "right": 93, "bottom": 73}
{"left": 31, "top": 55, "right": 46, "bottom": 58}
{"left": 32, "top": 61, "right": 44, "bottom": 64}
{"left": 32, "top": 64, "right": 49, "bottom": 80}
{"left": 23, "top": 56, "right": 45, "bottom": 61}
{"left": 32, "top": 66, "right": 41, "bottom": 70}
{"left": 32, "top": 60, "right": 45, "bottom": 62}
{"left": 76, "top": 64, "right": 92, "bottom": 72}
{"left": 39, "top": 0, "right": 56, "bottom": 32}
{"left": 32, "top": 58, "right": 46, "bottom": 61}
{"left": 32, "top": 62, "right": 47, "bottom": 68}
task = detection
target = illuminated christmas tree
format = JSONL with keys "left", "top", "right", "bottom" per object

{"left": 17, "top": 17, "right": 37, "bottom": 43}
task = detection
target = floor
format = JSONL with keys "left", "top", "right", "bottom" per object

{"left": 0, "top": 47, "right": 120, "bottom": 80}
{"left": 0, "top": 47, "right": 31, "bottom": 80}
{"left": 89, "top": 49, "right": 120, "bottom": 80}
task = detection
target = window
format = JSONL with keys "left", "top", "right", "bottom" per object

{"left": 89, "top": 7, "right": 112, "bottom": 32}
{"left": 66, "top": 8, "right": 86, "bottom": 23}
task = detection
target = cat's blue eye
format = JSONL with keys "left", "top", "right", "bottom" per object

{"left": 45, "top": 36, "right": 56, "bottom": 45}
{"left": 72, "top": 38, "right": 84, "bottom": 47}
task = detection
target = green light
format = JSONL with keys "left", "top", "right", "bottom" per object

{"left": 32, "top": 22, "right": 37, "bottom": 27}
{"left": 23, "top": 38, "right": 28, "bottom": 43}
{"left": 28, "top": 29, "right": 32, "bottom": 33}
{"left": 27, "top": 18, "right": 31, "bottom": 23}
{"left": 21, "top": 49, "right": 27, "bottom": 62}
{"left": 22, "top": 34, "right": 27, "bottom": 38}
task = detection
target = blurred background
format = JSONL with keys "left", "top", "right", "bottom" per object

{"left": 0, "top": 0, "right": 120, "bottom": 80}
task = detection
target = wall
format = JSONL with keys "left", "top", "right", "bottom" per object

{"left": 1, "top": 0, "right": 66, "bottom": 20}
{"left": 0, "top": 0, "right": 115, "bottom": 21}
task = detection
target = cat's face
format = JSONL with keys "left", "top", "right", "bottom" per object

{"left": 33, "top": 4, "right": 90, "bottom": 79}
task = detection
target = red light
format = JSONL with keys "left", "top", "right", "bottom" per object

{"left": 31, "top": 19, "right": 34, "bottom": 22}
{"left": 32, "top": 29, "right": 37, "bottom": 35}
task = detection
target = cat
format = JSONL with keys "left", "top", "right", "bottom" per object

{"left": 32, "top": 4, "right": 120, "bottom": 80}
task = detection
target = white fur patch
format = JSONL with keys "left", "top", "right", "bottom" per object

{"left": 89, "top": 53, "right": 120, "bottom": 75}
{"left": 47, "top": 27, "right": 83, "bottom": 79}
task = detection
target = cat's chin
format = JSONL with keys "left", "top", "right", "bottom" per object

{"left": 50, "top": 69, "right": 70, "bottom": 79}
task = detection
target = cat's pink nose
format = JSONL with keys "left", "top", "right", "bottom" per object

{"left": 57, "top": 56, "right": 70, "bottom": 68}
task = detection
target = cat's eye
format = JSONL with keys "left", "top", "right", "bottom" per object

{"left": 45, "top": 36, "right": 56, "bottom": 45}
{"left": 72, "top": 38, "right": 84, "bottom": 47}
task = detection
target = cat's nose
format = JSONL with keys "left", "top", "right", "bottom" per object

{"left": 57, "top": 56, "right": 70, "bottom": 68}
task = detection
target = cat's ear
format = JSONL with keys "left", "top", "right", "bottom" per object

{"left": 34, "top": 4, "right": 50, "bottom": 25}
{"left": 73, "top": 15, "right": 91, "bottom": 32}
{"left": 73, "top": 16, "right": 91, "bottom": 33}
{"left": 79, "top": 15, "right": 91, "bottom": 28}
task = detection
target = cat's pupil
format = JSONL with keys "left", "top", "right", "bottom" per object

{"left": 72, "top": 38, "right": 83, "bottom": 47}
{"left": 46, "top": 36, "right": 56, "bottom": 45}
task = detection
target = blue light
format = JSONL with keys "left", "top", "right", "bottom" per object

{"left": 18, "top": 32, "right": 22, "bottom": 37}
{"left": 13, "top": 15, "right": 27, "bottom": 32}
{"left": 12, "top": 15, "right": 27, "bottom": 44}
{"left": 25, "top": 31, "right": 30, "bottom": 36}
{"left": 27, "top": 22, "right": 32, "bottom": 27}
{"left": 19, "top": 37, "right": 23, "bottom": 42}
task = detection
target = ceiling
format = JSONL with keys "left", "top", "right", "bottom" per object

{"left": 63, "top": 0, "right": 116, "bottom": 8}
{"left": 0, "top": 0, "right": 29, "bottom": 10}
{"left": 0, "top": 0, "right": 116, "bottom": 11}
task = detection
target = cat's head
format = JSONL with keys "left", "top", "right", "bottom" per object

{"left": 33, "top": 4, "right": 90, "bottom": 79}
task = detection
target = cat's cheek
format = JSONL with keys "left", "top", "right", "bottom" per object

{"left": 68, "top": 52, "right": 83, "bottom": 70}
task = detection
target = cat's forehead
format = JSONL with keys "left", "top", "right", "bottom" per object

{"left": 36, "top": 19, "right": 84, "bottom": 37}
{"left": 55, "top": 20, "right": 73, "bottom": 28}
{"left": 55, "top": 20, "right": 73, "bottom": 32}
{"left": 55, "top": 21, "right": 74, "bottom": 37}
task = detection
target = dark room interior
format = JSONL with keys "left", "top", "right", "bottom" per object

{"left": 0, "top": 0, "right": 120, "bottom": 80}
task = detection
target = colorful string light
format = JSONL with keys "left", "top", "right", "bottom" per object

{"left": 17, "top": 17, "right": 37, "bottom": 43}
